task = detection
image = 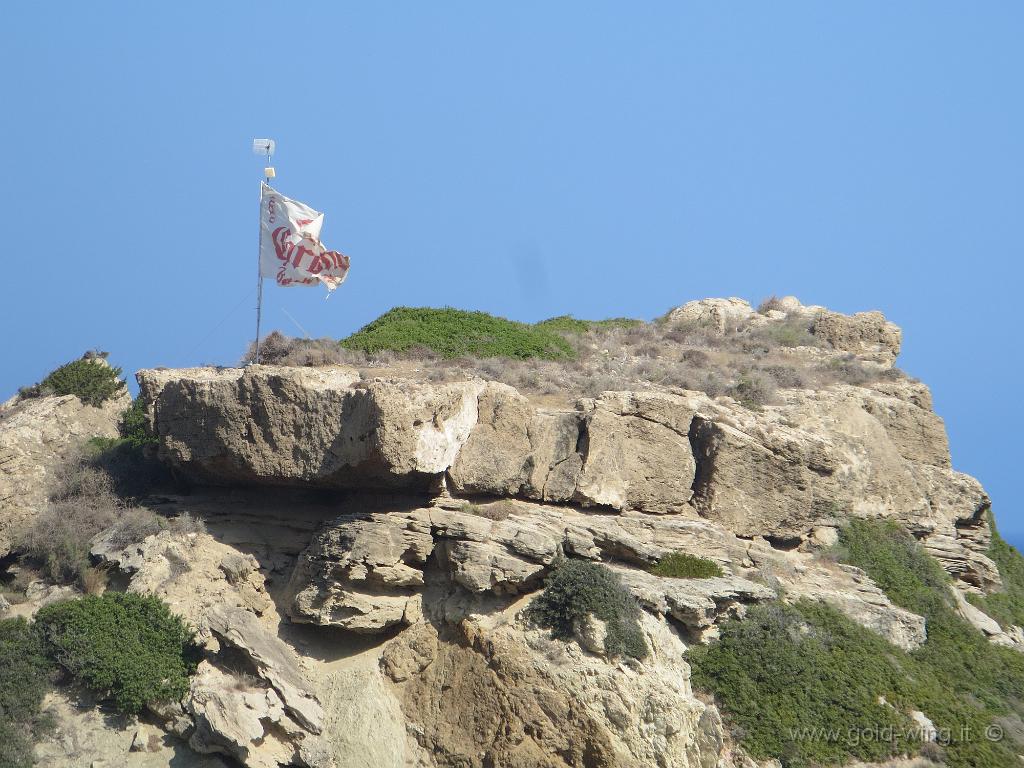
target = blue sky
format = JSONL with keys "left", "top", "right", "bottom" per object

{"left": 1, "top": 4, "right": 1021, "bottom": 541}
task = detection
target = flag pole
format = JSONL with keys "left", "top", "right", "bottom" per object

{"left": 252, "top": 139, "right": 276, "bottom": 365}
{"left": 254, "top": 178, "right": 265, "bottom": 364}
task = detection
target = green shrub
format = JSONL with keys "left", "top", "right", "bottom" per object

{"left": 0, "top": 617, "right": 55, "bottom": 768}
{"left": 835, "top": 519, "right": 1024, "bottom": 767}
{"left": 729, "top": 371, "right": 777, "bottom": 409}
{"left": 30, "top": 359, "right": 127, "bottom": 407}
{"left": 341, "top": 307, "right": 576, "bottom": 360}
{"left": 526, "top": 559, "right": 647, "bottom": 659}
{"left": 693, "top": 520, "right": 1024, "bottom": 767}
{"left": 118, "top": 397, "right": 157, "bottom": 448}
{"left": 649, "top": 552, "right": 723, "bottom": 579}
{"left": 689, "top": 600, "right": 920, "bottom": 767}
{"left": 533, "top": 315, "right": 642, "bottom": 334}
{"left": 835, "top": 519, "right": 951, "bottom": 615}
{"left": 35, "top": 593, "right": 198, "bottom": 715}
{"left": 966, "top": 512, "right": 1024, "bottom": 631}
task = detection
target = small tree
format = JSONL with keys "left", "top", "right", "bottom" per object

{"left": 27, "top": 359, "right": 127, "bottom": 407}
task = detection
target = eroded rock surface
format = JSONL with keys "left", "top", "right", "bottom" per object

{"left": 0, "top": 389, "right": 128, "bottom": 555}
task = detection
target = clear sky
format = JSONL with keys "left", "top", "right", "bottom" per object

{"left": 2, "top": 4, "right": 1021, "bottom": 540}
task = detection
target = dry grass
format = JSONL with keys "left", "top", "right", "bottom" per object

{"left": 80, "top": 566, "right": 108, "bottom": 595}
{"left": 15, "top": 451, "right": 206, "bottom": 588}
{"left": 244, "top": 310, "right": 904, "bottom": 405}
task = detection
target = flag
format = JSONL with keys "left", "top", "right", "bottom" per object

{"left": 259, "top": 183, "right": 351, "bottom": 291}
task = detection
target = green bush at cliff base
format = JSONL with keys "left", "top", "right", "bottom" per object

{"left": 340, "top": 307, "right": 639, "bottom": 360}
{"left": 688, "top": 600, "right": 922, "bottom": 767}
{"left": 35, "top": 593, "right": 199, "bottom": 715}
{"left": 526, "top": 559, "right": 648, "bottom": 659}
{"left": 648, "top": 552, "right": 723, "bottom": 579}
{"left": 966, "top": 512, "right": 1024, "bottom": 631}
{"left": 836, "top": 519, "right": 1024, "bottom": 768}
{"left": 28, "top": 359, "right": 127, "bottom": 407}
{"left": 0, "top": 617, "right": 54, "bottom": 768}
{"left": 691, "top": 519, "right": 1024, "bottom": 768}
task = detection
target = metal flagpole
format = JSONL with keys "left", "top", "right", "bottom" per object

{"left": 252, "top": 139, "right": 276, "bottom": 365}
{"left": 254, "top": 181, "right": 265, "bottom": 365}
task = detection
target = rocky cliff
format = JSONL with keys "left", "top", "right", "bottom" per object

{"left": 1, "top": 297, "right": 1020, "bottom": 768}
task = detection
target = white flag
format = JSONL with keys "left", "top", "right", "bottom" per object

{"left": 259, "top": 183, "right": 351, "bottom": 291}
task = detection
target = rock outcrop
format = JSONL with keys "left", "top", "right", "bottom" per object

{"left": 94, "top": 531, "right": 329, "bottom": 768}
{"left": 6, "top": 299, "right": 1016, "bottom": 768}
{"left": 0, "top": 388, "right": 128, "bottom": 555}
{"left": 138, "top": 351, "right": 993, "bottom": 596}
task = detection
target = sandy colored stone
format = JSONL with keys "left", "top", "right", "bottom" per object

{"left": 0, "top": 389, "right": 128, "bottom": 555}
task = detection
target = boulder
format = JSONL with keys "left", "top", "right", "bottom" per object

{"left": 811, "top": 310, "right": 902, "bottom": 365}
{"left": 137, "top": 366, "right": 483, "bottom": 489}
{"left": 663, "top": 298, "right": 755, "bottom": 333}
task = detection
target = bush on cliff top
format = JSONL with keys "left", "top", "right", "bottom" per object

{"left": 35, "top": 593, "right": 199, "bottom": 715}
{"left": 20, "top": 358, "right": 126, "bottom": 407}
{"left": 341, "top": 307, "right": 577, "bottom": 360}
{"left": 527, "top": 559, "right": 647, "bottom": 659}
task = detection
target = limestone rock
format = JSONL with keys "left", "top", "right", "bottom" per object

{"left": 289, "top": 500, "right": 921, "bottom": 650}
{"left": 286, "top": 511, "right": 432, "bottom": 632}
{"left": 206, "top": 604, "right": 325, "bottom": 735}
{"left": 779, "top": 563, "right": 927, "bottom": 651}
{"left": 92, "top": 530, "right": 274, "bottom": 644}
{"left": 573, "top": 391, "right": 701, "bottom": 512}
{"left": 137, "top": 366, "right": 483, "bottom": 489}
{"left": 811, "top": 309, "right": 902, "bottom": 365}
{"left": 33, "top": 689, "right": 228, "bottom": 768}
{"left": 0, "top": 390, "right": 128, "bottom": 555}
{"left": 381, "top": 608, "right": 737, "bottom": 768}
{"left": 186, "top": 661, "right": 299, "bottom": 768}
{"left": 615, "top": 569, "right": 773, "bottom": 638}
{"left": 664, "top": 298, "right": 755, "bottom": 333}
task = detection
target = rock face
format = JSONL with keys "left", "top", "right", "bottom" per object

{"left": 139, "top": 346, "right": 992, "bottom": 596}
{"left": 93, "top": 531, "right": 329, "bottom": 768}
{"left": 0, "top": 389, "right": 128, "bottom": 555}
{"left": 284, "top": 500, "right": 924, "bottom": 651}
{"left": 380, "top": 606, "right": 726, "bottom": 768}
{"left": 9, "top": 299, "right": 1017, "bottom": 768}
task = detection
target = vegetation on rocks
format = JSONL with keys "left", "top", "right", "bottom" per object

{"left": 648, "top": 552, "right": 723, "bottom": 579}
{"left": 836, "top": 519, "right": 1024, "bottom": 768}
{"left": 0, "top": 618, "right": 54, "bottom": 768}
{"left": 967, "top": 512, "right": 1024, "bottom": 631}
{"left": 689, "top": 600, "right": 925, "bottom": 767}
{"left": 117, "top": 396, "right": 158, "bottom": 449}
{"left": 693, "top": 520, "right": 1024, "bottom": 768}
{"left": 16, "top": 445, "right": 200, "bottom": 589}
{"left": 340, "top": 307, "right": 577, "bottom": 360}
{"left": 19, "top": 358, "right": 126, "bottom": 407}
{"left": 35, "top": 593, "right": 198, "bottom": 715}
{"left": 532, "top": 314, "right": 642, "bottom": 334}
{"left": 246, "top": 301, "right": 900, "bottom": 400}
{"left": 527, "top": 559, "right": 647, "bottom": 659}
